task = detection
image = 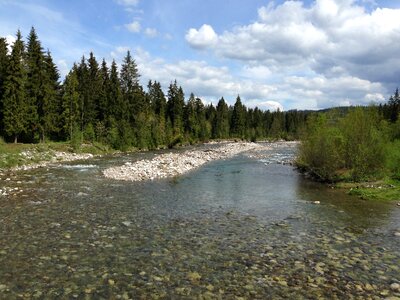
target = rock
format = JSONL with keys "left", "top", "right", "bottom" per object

{"left": 187, "top": 272, "right": 201, "bottom": 282}
{"left": 108, "top": 279, "right": 115, "bottom": 286}
{"left": 394, "top": 232, "right": 400, "bottom": 237}
{"left": 313, "top": 201, "right": 320, "bottom": 204}
{"left": 0, "top": 284, "right": 7, "bottom": 291}
{"left": 122, "top": 221, "right": 132, "bottom": 227}
{"left": 390, "top": 282, "right": 400, "bottom": 291}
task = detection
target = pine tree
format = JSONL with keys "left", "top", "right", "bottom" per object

{"left": 2, "top": 30, "right": 28, "bottom": 143}
{"left": 107, "top": 60, "right": 123, "bottom": 122}
{"left": 76, "top": 56, "right": 89, "bottom": 131}
{"left": 214, "top": 97, "right": 230, "bottom": 139}
{"left": 167, "top": 80, "right": 185, "bottom": 136}
{"left": 98, "top": 59, "right": 109, "bottom": 122}
{"left": 85, "top": 52, "right": 100, "bottom": 128}
{"left": 25, "top": 27, "right": 45, "bottom": 141}
{"left": 230, "top": 95, "right": 246, "bottom": 138}
{"left": 0, "top": 37, "right": 9, "bottom": 135}
{"left": 41, "top": 50, "right": 61, "bottom": 140}
{"left": 61, "top": 68, "right": 80, "bottom": 139}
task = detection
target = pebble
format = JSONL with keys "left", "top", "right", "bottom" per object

{"left": 394, "top": 232, "right": 400, "bottom": 237}
{"left": 390, "top": 283, "right": 400, "bottom": 291}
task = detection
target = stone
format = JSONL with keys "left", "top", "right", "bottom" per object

{"left": 390, "top": 283, "right": 400, "bottom": 291}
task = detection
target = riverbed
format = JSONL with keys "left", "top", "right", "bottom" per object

{"left": 0, "top": 142, "right": 399, "bottom": 299}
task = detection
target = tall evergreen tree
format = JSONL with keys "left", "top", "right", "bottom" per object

{"left": 2, "top": 30, "right": 28, "bottom": 143}
{"left": 85, "top": 52, "right": 101, "bottom": 128}
{"left": 0, "top": 37, "right": 9, "bottom": 135}
{"left": 41, "top": 50, "right": 61, "bottom": 140}
{"left": 214, "top": 97, "right": 230, "bottom": 138}
{"left": 167, "top": 80, "right": 185, "bottom": 135}
{"left": 61, "top": 68, "right": 80, "bottom": 139}
{"left": 98, "top": 59, "right": 109, "bottom": 122}
{"left": 230, "top": 95, "right": 246, "bottom": 138}
{"left": 25, "top": 27, "right": 45, "bottom": 141}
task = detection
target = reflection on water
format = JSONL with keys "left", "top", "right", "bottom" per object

{"left": 0, "top": 143, "right": 399, "bottom": 298}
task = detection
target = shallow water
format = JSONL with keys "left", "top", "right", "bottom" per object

{"left": 0, "top": 143, "right": 399, "bottom": 299}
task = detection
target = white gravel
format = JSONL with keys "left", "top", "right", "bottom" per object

{"left": 103, "top": 142, "right": 270, "bottom": 181}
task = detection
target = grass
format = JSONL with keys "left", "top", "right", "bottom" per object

{"left": 0, "top": 141, "right": 117, "bottom": 169}
{"left": 335, "top": 178, "right": 400, "bottom": 201}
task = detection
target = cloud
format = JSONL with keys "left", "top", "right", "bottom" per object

{"left": 5, "top": 34, "right": 15, "bottom": 52}
{"left": 186, "top": 0, "right": 400, "bottom": 89}
{"left": 144, "top": 27, "right": 158, "bottom": 38}
{"left": 116, "top": 0, "right": 139, "bottom": 6}
{"left": 185, "top": 24, "right": 218, "bottom": 49}
{"left": 125, "top": 20, "right": 141, "bottom": 33}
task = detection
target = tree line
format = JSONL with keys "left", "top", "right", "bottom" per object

{"left": 0, "top": 28, "right": 309, "bottom": 150}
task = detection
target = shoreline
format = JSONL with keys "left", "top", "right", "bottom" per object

{"left": 103, "top": 142, "right": 275, "bottom": 181}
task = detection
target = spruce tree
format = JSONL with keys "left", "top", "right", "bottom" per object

{"left": 86, "top": 52, "right": 100, "bottom": 129}
{"left": 61, "top": 68, "right": 80, "bottom": 139}
{"left": 167, "top": 80, "right": 185, "bottom": 136}
{"left": 0, "top": 37, "right": 9, "bottom": 135}
{"left": 42, "top": 50, "right": 61, "bottom": 140}
{"left": 230, "top": 95, "right": 246, "bottom": 138}
{"left": 214, "top": 97, "right": 230, "bottom": 139}
{"left": 25, "top": 27, "right": 45, "bottom": 141}
{"left": 2, "top": 30, "right": 28, "bottom": 143}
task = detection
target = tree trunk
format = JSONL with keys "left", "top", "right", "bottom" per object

{"left": 14, "top": 135, "right": 18, "bottom": 144}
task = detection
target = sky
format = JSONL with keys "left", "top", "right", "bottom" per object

{"left": 1, "top": 0, "right": 400, "bottom": 111}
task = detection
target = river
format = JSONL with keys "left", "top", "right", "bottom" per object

{"left": 0, "top": 143, "right": 399, "bottom": 299}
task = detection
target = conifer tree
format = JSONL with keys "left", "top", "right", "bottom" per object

{"left": 2, "top": 30, "right": 28, "bottom": 143}
{"left": 0, "top": 37, "right": 9, "bottom": 135}
{"left": 230, "top": 95, "right": 246, "bottom": 138}
{"left": 61, "top": 68, "right": 80, "bottom": 139}
{"left": 86, "top": 52, "right": 101, "bottom": 128}
{"left": 41, "top": 50, "right": 61, "bottom": 140}
{"left": 25, "top": 27, "right": 45, "bottom": 141}
{"left": 167, "top": 80, "right": 185, "bottom": 136}
{"left": 214, "top": 97, "right": 230, "bottom": 138}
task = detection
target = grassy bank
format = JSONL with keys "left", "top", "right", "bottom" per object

{"left": 335, "top": 179, "right": 400, "bottom": 202}
{"left": 0, "top": 141, "right": 115, "bottom": 169}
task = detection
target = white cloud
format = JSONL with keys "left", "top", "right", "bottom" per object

{"left": 187, "top": 0, "right": 400, "bottom": 88}
{"left": 185, "top": 24, "right": 218, "bottom": 49}
{"left": 116, "top": 0, "right": 139, "bottom": 6}
{"left": 5, "top": 34, "right": 15, "bottom": 53}
{"left": 144, "top": 27, "right": 158, "bottom": 38}
{"left": 125, "top": 20, "right": 141, "bottom": 33}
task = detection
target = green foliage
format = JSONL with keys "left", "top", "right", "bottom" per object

{"left": 298, "top": 114, "right": 345, "bottom": 181}
{"left": 385, "top": 140, "right": 400, "bottom": 179}
{"left": 298, "top": 107, "right": 392, "bottom": 182}
{"left": 70, "top": 126, "right": 82, "bottom": 151}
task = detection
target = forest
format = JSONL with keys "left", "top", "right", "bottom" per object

{"left": 0, "top": 28, "right": 308, "bottom": 151}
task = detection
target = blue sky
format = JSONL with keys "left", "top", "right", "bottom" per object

{"left": 1, "top": 0, "right": 400, "bottom": 110}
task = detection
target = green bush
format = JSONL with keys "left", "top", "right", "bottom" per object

{"left": 298, "top": 107, "right": 388, "bottom": 182}
{"left": 385, "top": 140, "right": 400, "bottom": 179}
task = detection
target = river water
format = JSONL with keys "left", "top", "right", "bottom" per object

{"left": 0, "top": 143, "right": 399, "bottom": 299}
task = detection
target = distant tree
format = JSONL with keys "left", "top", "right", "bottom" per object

{"left": 167, "top": 80, "right": 185, "bottom": 136}
{"left": 230, "top": 95, "right": 246, "bottom": 138}
{"left": 389, "top": 88, "right": 400, "bottom": 122}
{"left": 213, "top": 97, "right": 230, "bottom": 139}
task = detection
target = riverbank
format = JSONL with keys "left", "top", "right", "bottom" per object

{"left": 0, "top": 142, "right": 108, "bottom": 173}
{"left": 103, "top": 142, "right": 272, "bottom": 181}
